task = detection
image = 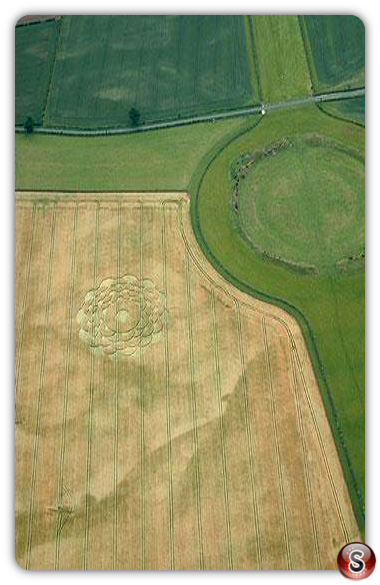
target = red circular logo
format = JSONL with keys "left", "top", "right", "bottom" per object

{"left": 337, "top": 543, "right": 376, "bottom": 579}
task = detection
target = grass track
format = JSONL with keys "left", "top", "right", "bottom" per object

{"left": 251, "top": 15, "right": 311, "bottom": 102}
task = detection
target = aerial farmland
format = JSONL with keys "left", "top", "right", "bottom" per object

{"left": 15, "top": 15, "right": 365, "bottom": 570}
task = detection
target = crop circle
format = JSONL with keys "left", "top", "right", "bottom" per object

{"left": 77, "top": 274, "right": 167, "bottom": 358}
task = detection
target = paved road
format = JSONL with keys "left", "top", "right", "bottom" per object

{"left": 15, "top": 88, "right": 364, "bottom": 137}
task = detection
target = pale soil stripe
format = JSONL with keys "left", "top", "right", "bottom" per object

{"left": 184, "top": 250, "right": 204, "bottom": 569}
{"left": 139, "top": 201, "right": 145, "bottom": 569}
{"left": 54, "top": 204, "right": 79, "bottom": 569}
{"left": 161, "top": 203, "right": 175, "bottom": 569}
{"left": 235, "top": 301, "right": 262, "bottom": 569}
{"left": 289, "top": 341, "right": 321, "bottom": 569}
{"left": 25, "top": 204, "right": 57, "bottom": 570}
{"left": 262, "top": 316, "right": 292, "bottom": 570}
{"left": 15, "top": 203, "right": 36, "bottom": 404}
{"left": 210, "top": 289, "right": 233, "bottom": 570}
{"left": 83, "top": 203, "right": 100, "bottom": 570}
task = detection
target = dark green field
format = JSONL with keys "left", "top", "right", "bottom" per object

{"left": 300, "top": 15, "right": 365, "bottom": 93}
{"left": 320, "top": 96, "right": 365, "bottom": 126}
{"left": 15, "top": 20, "right": 59, "bottom": 125}
{"left": 44, "top": 15, "right": 258, "bottom": 129}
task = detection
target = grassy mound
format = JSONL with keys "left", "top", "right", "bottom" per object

{"left": 235, "top": 136, "right": 364, "bottom": 272}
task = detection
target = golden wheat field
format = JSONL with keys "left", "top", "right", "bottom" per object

{"left": 15, "top": 191, "right": 360, "bottom": 570}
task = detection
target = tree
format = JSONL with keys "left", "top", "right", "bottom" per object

{"left": 24, "top": 116, "right": 34, "bottom": 134}
{"left": 129, "top": 107, "right": 140, "bottom": 127}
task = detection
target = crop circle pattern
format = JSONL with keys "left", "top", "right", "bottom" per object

{"left": 77, "top": 275, "right": 167, "bottom": 357}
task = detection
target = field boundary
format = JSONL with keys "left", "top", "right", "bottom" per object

{"left": 189, "top": 126, "right": 365, "bottom": 535}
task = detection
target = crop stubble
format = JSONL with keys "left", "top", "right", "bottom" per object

{"left": 15, "top": 192, "right": 359, "bottom": 570}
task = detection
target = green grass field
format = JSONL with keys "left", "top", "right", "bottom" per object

{"left": 190, "top": 104, "right": 365, "bottom": 532}
{"left": 300, "top": 16, "right": 365, "bottom": 93}
{"left": 15, "top": 117, "right": 246, "bottom": 191}
{"left": 251, "top": 15, "right": 311, "bottom": 103}
{"left": 15, "top": 20, "right": 59, "bottom": 125}
{"left": 237, "top": 136, "right": 364, "bottom": 270}
{"left": 320, "top": 96, "right": 365, "bottom": 126}
{"left": 44, "top": 15, "right": 258, "bottom": 129}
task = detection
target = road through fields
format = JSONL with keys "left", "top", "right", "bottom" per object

{"left": 15, "top": 88, "right": 364, "bottom": 136}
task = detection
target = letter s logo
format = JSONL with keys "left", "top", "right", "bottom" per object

{"left": 349, "top": 549, "right": 365, "bottom": 573}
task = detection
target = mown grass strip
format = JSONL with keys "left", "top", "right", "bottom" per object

{"left": 251, "top": 15, "right": 311, "bottom": 103}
